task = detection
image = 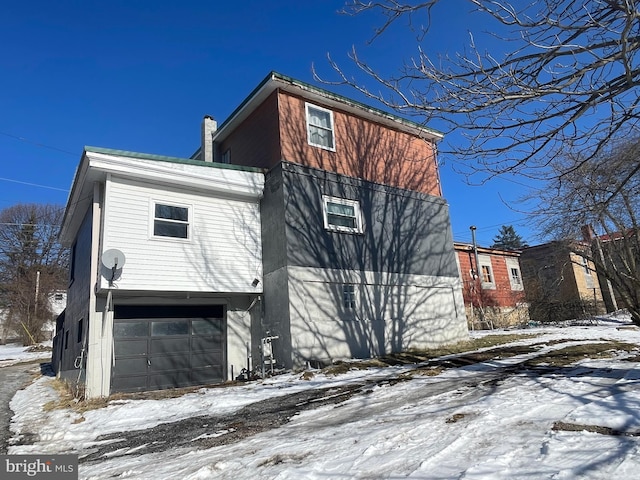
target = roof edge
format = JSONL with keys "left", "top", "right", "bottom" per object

{"left": 84, "top": 146, "right": 264, "bottom": 174}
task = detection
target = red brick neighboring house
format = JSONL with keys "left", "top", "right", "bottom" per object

{"left": 454, "top": 243, "right": 528, "bottom": 329}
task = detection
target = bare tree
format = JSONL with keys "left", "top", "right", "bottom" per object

{"left": 534, "top": 137, "right": 640, "bottom": 324}
{"left": 0, "top": 204, "right": 68, "bottom": 344}
{"left": 324, "top": 0, "right": 640, "bottom": 183}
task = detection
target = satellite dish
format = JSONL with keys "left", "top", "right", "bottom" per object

{"left": 102, "top": 249, "right": 126, "bottom": 269}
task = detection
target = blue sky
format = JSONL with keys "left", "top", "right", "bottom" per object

{"left": 0, "top": 0, "right": 536, "bottom": 247}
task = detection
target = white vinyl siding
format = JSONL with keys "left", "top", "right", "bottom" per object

{"left": 101, "top": 176, "right": 262, "bottom": 293}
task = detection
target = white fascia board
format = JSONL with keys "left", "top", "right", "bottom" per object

{"left": 87, "top": 152, "right": 264, "bottom": 199}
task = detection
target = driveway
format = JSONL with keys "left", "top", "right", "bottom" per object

{"left": 0, "top": 362, "right": 43, "bottom": 454}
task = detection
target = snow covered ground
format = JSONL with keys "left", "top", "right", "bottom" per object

{"left": 4, "top": 315, "right": 640, "bottom": 479}
{"left": 0, "top": 342, "right": 52, "bottom": 368}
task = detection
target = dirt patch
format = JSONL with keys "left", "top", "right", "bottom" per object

{"left": 524, "top": 341, "right": 639, "bottom": 368}
{"left": 79, "top": 383, "right": 370, "bottom": 463}
{"left": 552, "top": 421, "right": 640, "bottom": 437}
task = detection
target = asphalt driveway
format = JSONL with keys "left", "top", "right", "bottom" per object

{"left": 0, "top": 362, "right": 42, "bottom": 453}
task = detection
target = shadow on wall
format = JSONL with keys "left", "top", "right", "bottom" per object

{"left": 265, "top": 103, "right": 465, "bottom": 367}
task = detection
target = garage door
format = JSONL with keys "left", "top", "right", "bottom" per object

{"left": 112, "top": 305, "right": 225, "bottom": 394}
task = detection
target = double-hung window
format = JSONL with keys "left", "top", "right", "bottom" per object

{"left": 153, "top": 203, "right": 190, "bottom": 239}
{"left": 322, "top": 196, "right": 363, "bottom": 234}
{"left": 506, "top": 258, "right": 524, "bottom": 291}
{"left": 478, "top": 255, "right": 496, "bottom": 289}
{"left": 306, "top": 103, "right": 335, "bottom": 151}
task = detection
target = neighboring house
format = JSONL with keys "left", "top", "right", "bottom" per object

{"left": 1, "top": 292, "right": 66, "bottom": 343}
{"left": 454, "top": 243, "right": 527, "bottom": 329}
{"left": 520, "top": 241, "right": 607, "bottom": 322}
{"left": 55, "top": 72, "right": 469, "bottom": 397}
{"left": 43, "top": 291, "right": 67, "bottom": 340}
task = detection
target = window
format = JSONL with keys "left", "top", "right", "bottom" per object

{"left": 510, "top": 268, "right": 521, "bottom": 286}
{"left": 478, "top": 255, "right": 495, "bottom": 289}
{"left": 343, "top": 285, "right": 356, "bottom": 310}
{"left": 482, "top": 265, "right": 493, "bottom": 284}
{"left": 221, "top": 149, "right": 230, "bottom": 164}
{"left": 322, "top": 196, "right": 363, "bottom": 234}
{"left": 69, "top": 242, "right": 77, "bottom": 285}
{"left": 77, "top": 318, "right": 83, "bottom": 344}
{"left": 153, "top": 203, "right": 189, "bottom": 239}
{"left": 582, "top": 257, "right": 595, "bottom": 289}
{"left": 506, "top": 258, "right": 524, "bottom": 291}
{"left": 306, "top": 103, "right": 335, "bottom": 151}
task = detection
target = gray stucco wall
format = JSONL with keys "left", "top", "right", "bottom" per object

{"left": 280, "top": 162, "right": 457, "bottom": 277}
{"left": 56, "top": 207, "right": 93, "bottom": 383}
{"left": 260, "top": 162, "right": 466, "bottom": 368}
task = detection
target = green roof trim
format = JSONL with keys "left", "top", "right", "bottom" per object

{"left": 84, "top": 146, "right": 264, "bottom": 173}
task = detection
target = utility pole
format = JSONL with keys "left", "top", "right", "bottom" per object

{"left": 34, "top": 270, "right": 40, "bottom": 317}
{"left": 470, "top": 226, "right": 489, "bottom": 328}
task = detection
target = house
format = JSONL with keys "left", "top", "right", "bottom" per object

{"left": 55, "top": 148, "right": 264, "bottom": 397}
{"left": 55, "top": 72, "right": 468, "bottom": 397}
{"left": 1, "top": 291, "right": 66, "bottom": 344}
{"left": 454, "top": 243, "right": 527, "bottom": 329}
{"left": 520, "top": 241, "right": 607, "bottom": 322}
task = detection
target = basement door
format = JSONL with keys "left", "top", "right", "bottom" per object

{"left": 111, "top": 305, "right": 225, "bottom": 394}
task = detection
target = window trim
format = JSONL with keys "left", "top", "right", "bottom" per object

{"left": 322, "top": 195, "right": 363, "bottom": 234}
{"left": 150, "top": 201, "right": 192, "bottom": 241}
{"left": 478, "top": 255, "right": 496, "bottom": 290}
{"left": 506, "top": 258, "right": 524, "bottom": 291}
{"left": 305, "top": 102, "right": 336, "bottom": 151}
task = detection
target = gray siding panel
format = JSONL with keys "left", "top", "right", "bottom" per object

{"left": 276, "top": 162, "right": 458, "bottom": 277}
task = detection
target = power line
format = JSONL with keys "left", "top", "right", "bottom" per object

{"left": 0, "top": 177, "right": 69, "bottom": 192}
{"left": 0, "top": 130, "right": 76, "bottom": 156}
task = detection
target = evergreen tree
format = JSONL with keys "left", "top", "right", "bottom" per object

{"left": 491, "top": 225, "right": 528, "bottom": 251}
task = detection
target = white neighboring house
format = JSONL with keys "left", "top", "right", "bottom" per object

{"left": 0, "top": 292, "right": 66, "bottom": 343}
{"left": 55, "top": 147, "right": 264, "bottom": 398}
{"left": 43, "top": 291, "right": 67, "bottom": 339}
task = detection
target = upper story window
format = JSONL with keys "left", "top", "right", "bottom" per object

{"left": 581, "top": 256, "right": 595, "bottom": 289}
{"left": 306, "top": 103, "right": 335, "bottom": 151}
{"left": 478, "top": 255, "right": 496, "bottom": 290}
{"left": 506, "top": 257, "right": 524, "bottom": 291}
{"left": 69, "top": 242, "right": 77, "bottom": 285}
{"left": 322, "top": 196, "right": 363, "bottom": 234}
{"left": 221, "top": 149, "right": 230, "bottom": 164}
{"left": 482, "top": 265, "right": 493, "bottom": 284}
{"left": 153, "top": 203, "right": 190, "bottom": 239}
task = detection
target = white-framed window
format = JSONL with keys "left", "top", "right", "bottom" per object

{"left": 152, "top": 202, "right": 190, "bottom": 239}
{"left": 506, "top": 257, "right": 524, "bottom": 291}
{"left": 322, "top": 196, "right": 363, "bottom": 234}
{"left": 343, "top": 284, "right": 356, "bottom": 310}
{"left": 478, "top": 255, "right": 496, "bottom": 289}
{"left": 306, "top": 103, "right": 335, "bottom": 151}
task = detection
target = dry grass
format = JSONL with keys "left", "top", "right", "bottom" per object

{"left": 525, "top": 341, "right": 639, "bottom": 367}
{"left": 42, "top": 379, "right": 109, "bottom": 414}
